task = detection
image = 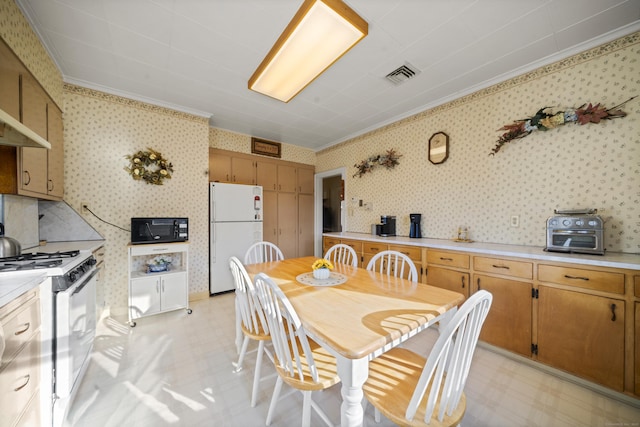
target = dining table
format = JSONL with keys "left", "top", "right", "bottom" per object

{"left": 244, "top": 256, "right": 465, "bottom": 427}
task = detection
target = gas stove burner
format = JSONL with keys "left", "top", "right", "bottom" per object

{"left": 0, "top": 250, "right": 80, "bottom": 263}
{"left": 0, "top": 259, "right": 64, "bottom": 272}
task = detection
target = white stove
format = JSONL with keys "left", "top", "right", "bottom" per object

{"left": 0, "top": 249, "right": 99, "bottom": 427}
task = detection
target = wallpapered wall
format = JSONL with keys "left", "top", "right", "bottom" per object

{"left": 316, "top": 33, "right": 640, "bottom": 253}
{"left": 209, "top": 127, "right": 316, "bottom": 165}
{"left": 63, "top": 85, "right": 210, "bottom": 314}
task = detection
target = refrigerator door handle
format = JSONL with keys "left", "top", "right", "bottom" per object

{"left": 210, "top": 223, "right": 216, "bottom": 263}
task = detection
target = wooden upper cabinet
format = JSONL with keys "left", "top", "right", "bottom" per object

{"left": 0, "top": 39, "right": 21, "bottom": 120}
{"left": 256, "top": 160, "right": 277, "bottom": 191}
{"left": 47, "top": 104, "right": 64, "bottom": 198}
{"left": 277, "top": 164, "right": 297, "bottom": 192}
{"left": 209, "top": 150, "right": 231, "bottom": 182}
{"left": 19, "top": 147, "right": 48, "bottom": 195}
{"left": 231, "top": 156, "right": 255, "bottom": 184}
{"left": 297, "top": 167, "right": 314, "bottom": 194}
{"left": 21, "top": 74, "right": 48, "bottom": 140}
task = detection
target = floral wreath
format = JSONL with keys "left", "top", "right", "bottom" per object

{"left": 353, "top": 149, "right": 402, "bottom": 178}
{"left": 124, "top": 148, "right": 174, "bottom": 185}
{"left": 490, "top": 96, "right": 636, "bottom": 155}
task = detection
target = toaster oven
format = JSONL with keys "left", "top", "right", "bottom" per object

{"left": 545, "top": 211, "right": 604, "bottom": 255}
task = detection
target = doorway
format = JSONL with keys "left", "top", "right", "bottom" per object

{"left": 314, "top": 168, "right": 345, "bottom": 256}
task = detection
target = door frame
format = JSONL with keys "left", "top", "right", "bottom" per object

{"left": 314, "top": 167, "right": 346, "bottom": 257}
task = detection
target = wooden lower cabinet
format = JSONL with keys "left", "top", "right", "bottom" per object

{"left": 277, "top": 192, "right": 298, "bottom": 258}
{"left": 537, "top": 285, "right": 625, "bottom": 391}
{"left": 636, "top": 302, "right": 640, "bottom": 396}
{"left": 475, "top": 274, "right": 532, "bottom": 356}
{"left": 427, "top": 266, "right": 469, "bottom": 298}
{"left": 298, "top": 193, "right": 314, "bottom": 256}
{"left": 262, "top": 190, "right": 278, "bottom": 245}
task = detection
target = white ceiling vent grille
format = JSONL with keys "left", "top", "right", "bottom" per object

{"left": 385, "top": 63, "right": 420, "bottom": 84}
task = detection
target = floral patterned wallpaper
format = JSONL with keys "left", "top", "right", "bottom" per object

{"left": 63, "top": 85, "right": 210, "bottom": 314}
{"left": 317, "top": 32, "right": 640, "bottom": 253}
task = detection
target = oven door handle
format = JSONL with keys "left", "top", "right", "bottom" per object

{"left": 71, "top": 268, "right": 100, "bottom": 295}
{"left": 551, "top": 229, "right": 596, "bottom": 235}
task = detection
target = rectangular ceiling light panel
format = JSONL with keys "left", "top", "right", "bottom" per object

{"left": 249, "top": 0, "right": 368, "bottom": 103}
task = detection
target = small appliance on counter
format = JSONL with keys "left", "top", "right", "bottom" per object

{"left": 409, "top": 213, "right": 422, "bottom": 238}
{"left": 545, "top": 208, "right": 605, "bottom": 255}
{"left": 376, "top": 215, "right": 396, "bottom": 237}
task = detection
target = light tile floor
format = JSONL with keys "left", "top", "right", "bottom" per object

{"left": 66, "top": 293, "right": 640, "bottom": 426}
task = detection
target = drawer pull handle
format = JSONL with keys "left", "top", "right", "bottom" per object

{"left": 610, "top": 303, "right": 616, "bottom": 321}
{"left": 14, "top": 375, "right": 30, "bottom": 392}
{"left": 492, "top": 264, "right": 510, "bottom": 269}
{"left": 564, "top": 275, "right": 589, "bottom": 281}
{"left": 24, "top": 171, "right": 31, "bottom": 185}
{"left": 14, "top": 322, "right": 30, "bottom": 335}
{"left": 461, "top": 276, "right": 465, "bottom": 288}
{"left": 477, "top": 277, "right": 481, "bottom": 289}
{"left": 440, "top": 257, "right": 453, "bottom": 261}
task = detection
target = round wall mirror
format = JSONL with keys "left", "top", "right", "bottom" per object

{"left": 428, "top": 132, "right": 449, "bottom": 164}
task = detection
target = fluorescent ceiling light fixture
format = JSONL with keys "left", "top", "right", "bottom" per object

{"left": 248, "top": 0, "right": 368, "bottom": 103}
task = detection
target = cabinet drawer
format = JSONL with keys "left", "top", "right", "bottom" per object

{"left": 538, "top": 264, "right": 624, "bottom": 294}
{"left": 363, "top": 242, "right": 388, "bottom": 255}
{"left": 635, "top": 275, "right": 640, "bottom": 298}
{"left": 0, "top": 332, "right": 41, "bottom": 427}
{"left": 0, "top": 294, "right": 40, "bottom": 367}
{"left": 427, "top": 250, "right": 469, "bottom": 269}
{"left": 323, "top": 237, "right": 340, "bottom": 253}
{"left": 389, "top": 245, "right": 421, "bottom": 262}
{"left": 341, "top": 239, "right": 362, "bottom": 254}
{"left": 474, "top": 256, "right": 532, "bottom": 280}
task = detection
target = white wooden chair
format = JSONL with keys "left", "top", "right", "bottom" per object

{"left": 324, "top": 243, "right": 358, "bottom": 267}
{"left": 363, "top": 290, "right": 493, "bottom": 426}
{"left": 244, "top": 241, "right": 284, "bottom": 264}
{"left": 229, "top": 256, "right": 273, "bottom": 407}
{"left": 253, "top": 272, "right": 340, "bottom": 427}
{"left": 366, "top": 249, "right": 418, "bottom": 282}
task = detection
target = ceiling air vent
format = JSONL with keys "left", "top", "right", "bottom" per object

{"left": 385, "top": 63, "right": 420, "bottom": 85}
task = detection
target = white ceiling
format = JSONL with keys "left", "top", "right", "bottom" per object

{"left": 16, "top": 0, "right": 640, "bottom": 151}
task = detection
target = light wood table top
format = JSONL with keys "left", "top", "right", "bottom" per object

{"left": 245, "top": 256, "right": 465, "bottom": 360}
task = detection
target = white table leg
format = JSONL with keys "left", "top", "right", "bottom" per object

{"left": 337, "top": 356, "right": 368, "bottom": 427}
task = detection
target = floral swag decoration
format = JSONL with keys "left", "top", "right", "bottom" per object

{"left": 353, "top": 149, "right": 402, "bottom": 178}
{"left": 124, "top": 148, "right": 174, "bottom": 185}
{"left": 490, "top": 96, "right": 636, "bottom": 155}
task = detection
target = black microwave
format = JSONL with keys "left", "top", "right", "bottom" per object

{"left": 131, "top": 218, "right": 188, "bottom": 244}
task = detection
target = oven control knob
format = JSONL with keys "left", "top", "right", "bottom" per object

{"left": 575, "top": 219, "right": 584, "bottom": 226}
{"left": 69, "top": 271, "right": 77, "bottom": 282}
{"left": 562, "top": 219, "right": 572, "bottom": 226}
{"left": 588, "top": 220, "right": 598, "bottom": 226}
{"left": 87, "top": 257, "right": 97, "bottom": 266}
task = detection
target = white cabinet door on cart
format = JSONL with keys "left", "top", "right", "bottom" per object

{"left": 128, "top": 243, "right": 191, "bottom": 326}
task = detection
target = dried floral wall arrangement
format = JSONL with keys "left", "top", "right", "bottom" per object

{"left": 353, "top": 149, "right": 402, "bottom": 178}
{"left": 490, "top": 96, "right": 636, "bottom": 155}
{"left": 124, "top": 148, "right": 174, "bottom": 185}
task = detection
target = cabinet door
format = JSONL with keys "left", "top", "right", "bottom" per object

{"left": 160, "top": 272, "right": 187, "bottom": 312}
{"left": 277, "top": 192, "right": 297, "bottom": 257}
{"left": 0, "top": 39, "right": 21, "bottom": 120}
{"left": 537, "top": 285, "right": 624, "bottom": 391}
{"left": 277, "top": 164, "right": 296, "bottom": 192}
{"left": 209, "top": 151, "right": 231, "bottom": 182}
{"left": 262, "top": 190, "right": 278, "bottom": 245}
{"left": 297, "top": 167, "right": 314, "bottom": 194}
{"left": 231, "top": 157, "right": 255, "bottom": 184}
{"left": 130, "top": 276, "right": 161, "bottom": 319}
{"left": 298, "top": 193, "right": 314, "bottom": 257}
{"left": 19, "top": 147, "right": 48, "bottom": 195}
{"left": 426, "top": 266, "right": 469, "bottom": 298}
{"left": 47, "top": 104, "right": 64, "bottom": 198}
{"left": 20, "top": 74, "right": 48, "bottom": 139}
{"left": 256, "top": 160, "right": 277, "bottom": 191}
{"left": 636, "top": 302, "right": 640, "bottom": 396}
{"left": 475, "top": 274, "right": 532, "bottom": 356}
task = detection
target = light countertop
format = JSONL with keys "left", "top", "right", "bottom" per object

{"left": 323, "top": 232, "right": 640, "bottom": 270}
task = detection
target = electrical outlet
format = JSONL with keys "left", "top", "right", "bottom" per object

{"left": 510, "top": 215, "right": 519, "bottom": 227}
{"left": 81, "top": 202, "right": 89, "bottom": 214}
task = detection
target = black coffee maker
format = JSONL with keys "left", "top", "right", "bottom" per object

{"left": 409, "top": 213, "right": 422, "bottom": 238}
{"left": 377, "top": 216, "right": 396, "bottom": 237}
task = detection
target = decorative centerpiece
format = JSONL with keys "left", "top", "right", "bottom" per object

{"left": 147, "top": 255, "right": 172, "bottom": 273}
{"left": 312, "top": 258, "right": 333, "bottom": 280}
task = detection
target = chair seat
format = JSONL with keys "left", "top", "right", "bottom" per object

{"left": 276, "top": 338, "right": 340, "bottom": 392}
{"left": 241, "top": 323, "right": 270, "bottom": 341}
{"left": 364, "top": 347, "right": 466, "bottom": 427}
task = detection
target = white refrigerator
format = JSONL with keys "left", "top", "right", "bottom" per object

{"left": 210, "top": 182, "right": 263, "bottom": 294}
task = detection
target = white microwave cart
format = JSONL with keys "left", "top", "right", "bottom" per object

{"left": 127, "top": 242, "right": 191, "bottom": 327}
